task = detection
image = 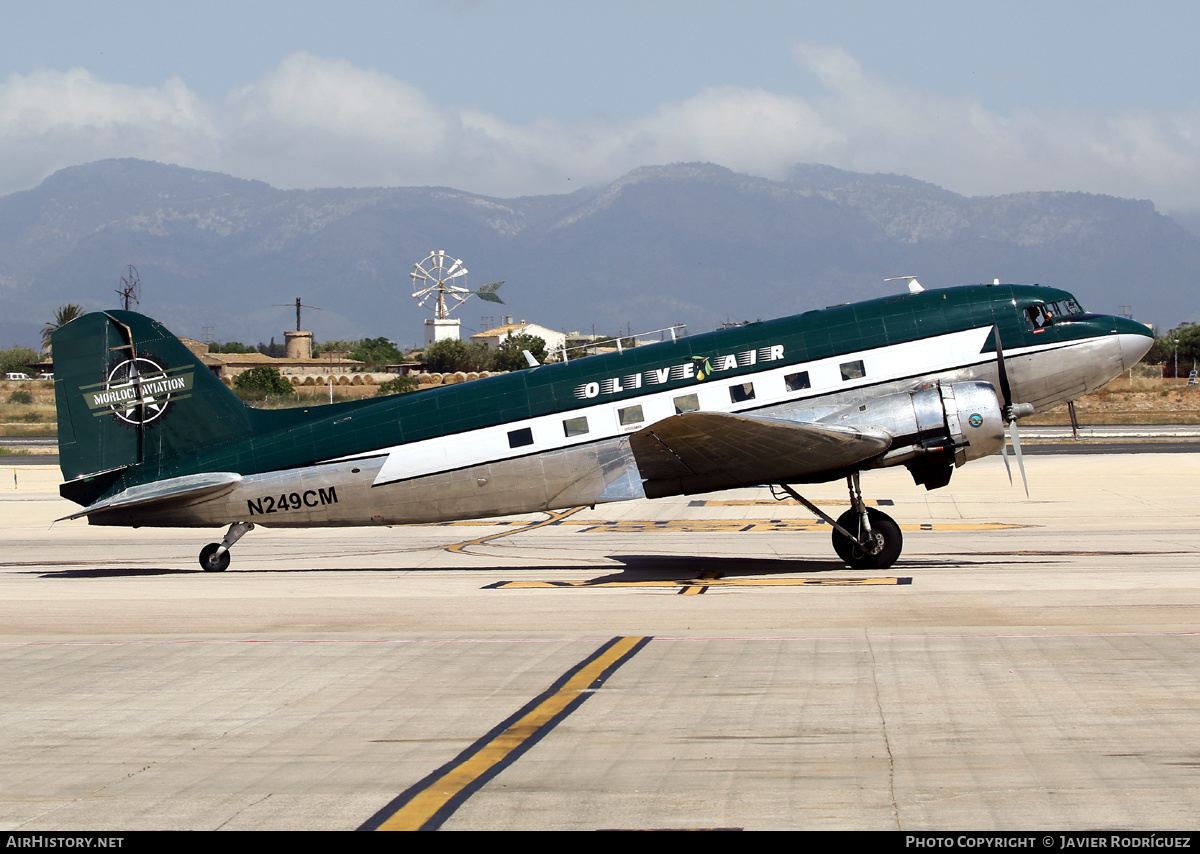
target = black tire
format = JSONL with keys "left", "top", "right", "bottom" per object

{"left": 831, "top": 508, "right": 902, "bottom": 570}
{"left": 199, "top": 543, "right": 230, "bottom": 572}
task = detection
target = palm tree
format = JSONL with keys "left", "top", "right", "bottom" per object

{"left": 42, "top": 304, "right": 86, "bottom": 352}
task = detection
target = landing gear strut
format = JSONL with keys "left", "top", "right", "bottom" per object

{"left": 777, "top": 474, "right": 903, "bottom": 569}
{"left": 199, "top": 521, "right": 254, "bottom": 572}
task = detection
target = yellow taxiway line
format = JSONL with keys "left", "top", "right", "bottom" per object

{"left": 431, "top": 518, "right": 1031, "bottom": 534}
{"left": 360, "top": 636, "right": 651, "bottom": 831}
{"left": 488, "top": 576, "right": 912, "bottom": 590}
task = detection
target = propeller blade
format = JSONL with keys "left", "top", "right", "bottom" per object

{"left": 993, "top": 324, "right": 1013, "bottom": 412}
{"left": 1001, "top": 440, "right": 1014, "bottom": 486}
{"left": 1008, "top": 419, "right": 1029, "bottom": 498}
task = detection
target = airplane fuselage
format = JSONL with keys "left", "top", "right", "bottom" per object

{"left": 68, "top": 283, "right": 1152, "bottom": 530}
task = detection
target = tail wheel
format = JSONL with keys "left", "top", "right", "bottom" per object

{"left": 199, "top": 543, "right": 230, "bottom": 572}
{"left": 832, "top": 508, "right": 902, "bottom": 570}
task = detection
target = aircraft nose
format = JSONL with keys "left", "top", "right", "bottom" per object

{"left": 1119, "top": 331, "right": 1154, "bottom": 372}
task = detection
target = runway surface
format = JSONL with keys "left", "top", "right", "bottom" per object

{"left": 2, "top": 454, "right": 1199, "bottom": 831}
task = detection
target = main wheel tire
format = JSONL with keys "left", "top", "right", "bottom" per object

{"left": 831, "top": 508, "right": 903, "bottom": 569}
{"left": 199, "top": 543, "right": 230, "bottom": 572}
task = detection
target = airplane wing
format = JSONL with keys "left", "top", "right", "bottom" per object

{"left": 629, "top": 411, "right": 891, "bottom": 498}
{"left": 57, "top": 472, "right": 243, "bottom": 522}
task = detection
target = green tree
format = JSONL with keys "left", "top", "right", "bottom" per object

{"left": 233, "top": 366, "right": 293, "bottom": 398}
{"left": 424, "top": 338, "right": 491, "bottom": 373}
{"left": 350, "top": 337, "right": 404, "bottom": 369}
{"left": 209, "top": 341, "right": 258, "bottom": 354}
{"left": 491, "top": 333, "right": 547, "bottom": 372}
{"left": 42, "top": 304, "right": 86, "bottom": 350}
{"left": 256, "top": 338, "right": 286, "bottom": 358}
{"left": 1155, "top": 322, "right": 1200, "bottom": 377}
{"left": 375, "top": 375, "right": 419, "bottom": 396}
{"left": 0, "top": 346, "right": 39, "bottom": 376}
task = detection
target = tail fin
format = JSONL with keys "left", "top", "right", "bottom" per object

{"left": 53, "top": 311, "right": 255, "bottom": 502}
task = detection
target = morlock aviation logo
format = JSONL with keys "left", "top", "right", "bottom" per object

{"left": 82, "top": 356, "right": 194, "bottom": 425}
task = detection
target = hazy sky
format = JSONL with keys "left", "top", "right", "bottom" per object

{"left": 3, "top": 1, "right": 1200, "bottom": 211}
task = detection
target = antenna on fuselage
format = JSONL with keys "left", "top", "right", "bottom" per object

{"left": 885, "top": 276, "right": 924, "bottom": 294}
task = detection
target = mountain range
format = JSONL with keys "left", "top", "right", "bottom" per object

{"left": 1, "top": 158, "right": 1195, "bottom": 350}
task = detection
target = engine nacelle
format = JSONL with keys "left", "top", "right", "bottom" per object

{"left": 820, "top": 381, "right": 1006, "bottom": 490}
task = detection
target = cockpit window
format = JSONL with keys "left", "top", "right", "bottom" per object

{"left": 1025, "top": 298, "right": 1085, "bottom": 331}
{"left": 1049, "top": 298, "right": 1084, "bottom": 317}
{"left": 1026, "top": 305, "right": 1053, "bottom": 330}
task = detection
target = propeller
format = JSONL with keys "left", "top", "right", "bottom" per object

{"left": 993, "top": 325, "right": 1034, "bottom": 497}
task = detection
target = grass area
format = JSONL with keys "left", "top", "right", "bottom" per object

{"left": 0, "top": 380, "right": 56, "bottom": 436}
{"left": 1026, "top": 373, "right": 1200, "bottom": 425}
{"left": 0, "top": 446, "right": 31, "bottom": 455}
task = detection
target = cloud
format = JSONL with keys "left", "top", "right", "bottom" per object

{"left": 2, "top": 47, "right": 1199, "bottom": 210}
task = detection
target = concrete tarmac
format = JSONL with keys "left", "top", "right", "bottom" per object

{"left": 1, "top": 454, "right": 1198, "bottom": 831}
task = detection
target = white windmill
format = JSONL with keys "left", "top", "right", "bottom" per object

{"left": 409, "top": 250, "right": 504, "bottom": 347}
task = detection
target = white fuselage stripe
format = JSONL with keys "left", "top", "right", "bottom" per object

{"left": 355, "top": 325, "right": 1054, "bottom": 486}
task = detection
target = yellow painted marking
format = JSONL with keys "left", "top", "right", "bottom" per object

{"left": 366, "top": 636, "right": 648, "bottom": 831}
{"left": 418, "top": 518, "right": 1032, "bottom": 534}
{"left": 692, "top": 498, "right": 892, "bottom": 507}
{"left": 678, "top": 570, "right": 720, "bottom": 595}
{"left": 443, "top": 507, "right": 584, "bottom": 554}
{"left": 492, "top": 576, "right": 910, "bottom": 589}
{"left": 575, "top": 520, "right": 1032, "bottom": 533}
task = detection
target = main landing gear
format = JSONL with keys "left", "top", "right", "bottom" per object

{"left": 776, "top": 473, "right": 903, "bottom": 570}
{"left": 199, "top": 521, "right": 254, "bottom": 572}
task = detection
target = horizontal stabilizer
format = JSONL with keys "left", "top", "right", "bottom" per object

{"left": 630, "top": 411, "right": 891, "bottom": 497}
{"left": 57, "top": 472, "right": 242, "bottom": 522}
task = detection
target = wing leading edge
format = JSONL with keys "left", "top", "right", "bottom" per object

{"left": 629, "top": 411, "right": 891, "bottom": 498}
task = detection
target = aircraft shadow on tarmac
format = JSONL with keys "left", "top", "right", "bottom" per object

{"left": 34, "top": 566, "right": 199, "bottom": 578}
{"left": 28, "top": 552, "right": 1069, "bottom": 580}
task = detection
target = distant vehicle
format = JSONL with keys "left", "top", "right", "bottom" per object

{"left": 51, "top": 282, "right": 1153, "bottom": 572}
{"left": 36, "top": 373, "right": 53, "bottom": 381}
{"left": 5, "top": 372, "right": 30, "bottom": 381}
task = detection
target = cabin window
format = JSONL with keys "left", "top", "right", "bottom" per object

{"left": 729, "top": 382, "right": 755, "bottom": 403}
{"left": 563, "top": 416, "right": 589, "bottom": 437}
{"left": 785, "top": 371, "right": 810, "bottom": 392}
{"left": 673, "top": 393, "right": 700, "bottom": 414}
{"left": 839, "top": 360, "right": 865, "bottom": 381}
{"left": 508, "top": 427, "right": 534, "bottom": 448}
{"left": 618, "top": 405, "right": 644, "bottom": 426}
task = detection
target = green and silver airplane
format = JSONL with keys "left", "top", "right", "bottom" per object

{"left": 51, "top": 281, "right": 1153, "bottom": 572}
